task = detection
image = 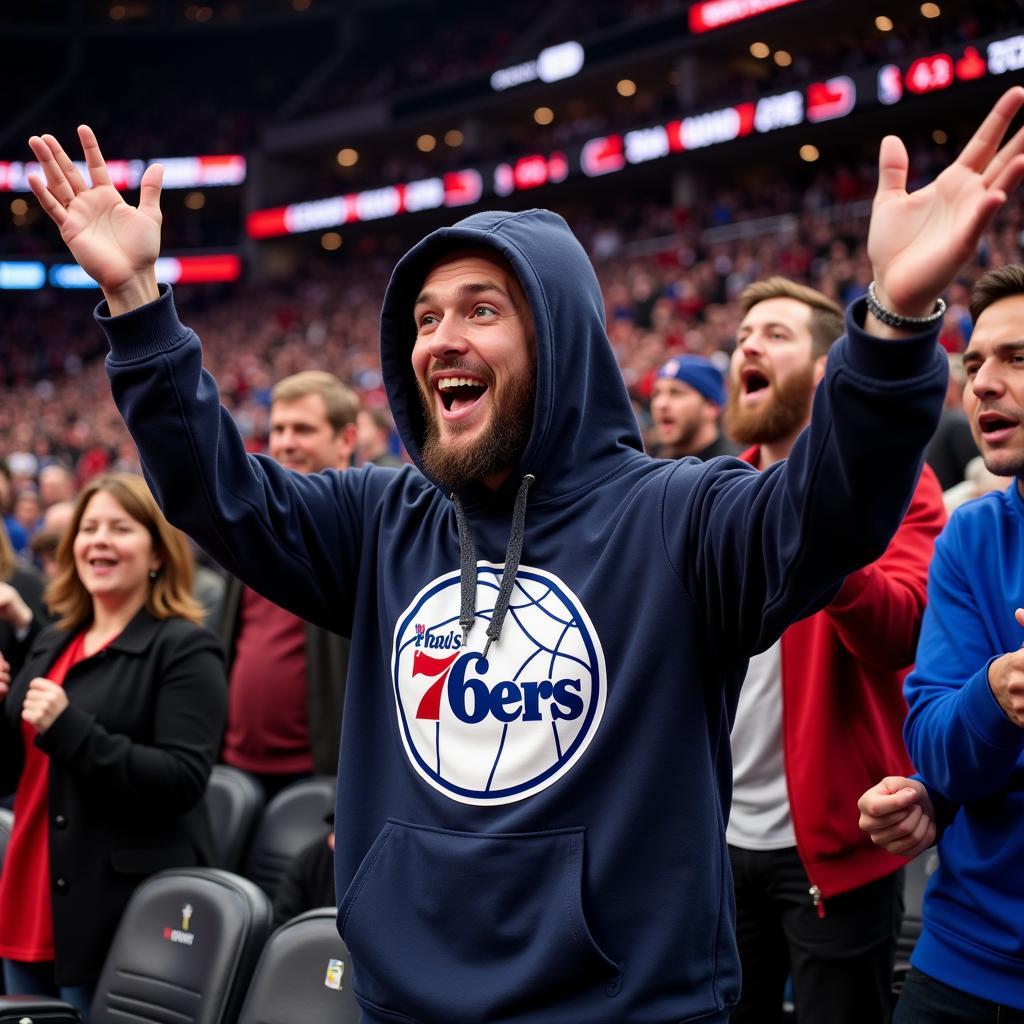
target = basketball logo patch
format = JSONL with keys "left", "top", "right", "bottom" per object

{"left": 391, "top": 563, "right": 606, "bottom": 805}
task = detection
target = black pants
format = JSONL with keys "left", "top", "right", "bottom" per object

{"left": 729, "top": 845, "right": 903, "bottom": 1024}
{"left": 894, "top": 968, "right": 1024, "bottom": 1023}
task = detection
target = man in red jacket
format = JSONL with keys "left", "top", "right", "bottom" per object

{"left": 721, "top": 277, "right": 946, "bottom": 1024}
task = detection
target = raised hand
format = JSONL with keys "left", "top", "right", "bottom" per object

{"left": 868, "top": 86, "right": 1024, "bottom": 324}
{"left": 27, "top": 125, "right": 163, "bottom": 314}
{"left": 858, "top": 776, "right": 937, "bottom": 859}
{"left": 986, "top": 607, "right": 1024, "bottom": 728}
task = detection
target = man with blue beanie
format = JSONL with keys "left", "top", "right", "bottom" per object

{"left": 649, "top": 354, "right": 741, "bottom": 461}
{"left": 24, "top": 89, "right": 1024, "bottom": 1023}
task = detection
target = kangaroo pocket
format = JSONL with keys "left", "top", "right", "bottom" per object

{"left": 339, "top": 819, "right": 620, "bottom": 1023}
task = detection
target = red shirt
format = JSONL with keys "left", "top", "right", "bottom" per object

{"left": 222, "top": 587, "right": 313, "bottom": 774}
{"left": 0, "top": 632, "right": 87, "bottom": 961}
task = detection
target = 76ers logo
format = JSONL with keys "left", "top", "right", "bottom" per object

{"left": 391, "top": 563, "right": 606, "bottom": 805}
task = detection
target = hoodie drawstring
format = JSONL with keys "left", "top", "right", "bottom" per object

{"left": 451, "top": 474, "right": 535, "bottom": 656}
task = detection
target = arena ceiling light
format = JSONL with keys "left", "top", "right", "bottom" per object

{"left": 489, "top": 41, "right": 585, "bottom": 93}
{"left": 875, "top": 15, "right": 894, "bottom": 31}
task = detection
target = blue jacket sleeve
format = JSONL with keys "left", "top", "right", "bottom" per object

{"left": 98, "top": 286, "right": 388, "bottom": 635}
{"left": 662, "top": 299, "right": 947, "bottom": 657}
{"left": 903, "top": 518, "right": 1024, "bottom": 803}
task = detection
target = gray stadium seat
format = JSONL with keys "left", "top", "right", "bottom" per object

{"left": 236, "top": 908, "right": 360, "bottom": 1024}
{"left": 243, "top": 775, "right": 336, "bottom": 899}
{"left": 204, "top": 765, "right": 266, "bottom": 870}
{"left": 0, "top": 868, "right": 273, "bottom": 1024}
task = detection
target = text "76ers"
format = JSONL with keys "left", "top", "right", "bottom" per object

{"left": 413, "top": 650, "right": 583, "bottom": 724}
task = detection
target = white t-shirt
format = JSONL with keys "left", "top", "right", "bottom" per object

{"left": 726, "top": 640, "right": 796, "bottom": 850}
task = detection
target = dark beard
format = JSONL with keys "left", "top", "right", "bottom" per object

{"left": 723, "top": 362, "right": 815, "bottom": 446}
{"left": 418, "top": 362, "right": 535, "bottom": 489}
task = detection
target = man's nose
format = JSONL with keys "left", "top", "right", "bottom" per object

{"left": 426, "top": 314, "right": 469, "bottom": 355}
{"left": 972, "top": 361, "right": 1005, "bottom": 396}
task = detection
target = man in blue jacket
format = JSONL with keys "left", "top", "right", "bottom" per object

{"left": 24, "top": 90, "right": 1024, "bottom": 1023}
{"left": 860, "top": 262, "right": 1024, "bottom": 1023}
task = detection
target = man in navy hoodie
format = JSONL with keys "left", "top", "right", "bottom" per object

{"left": 860, "top": 263, "right": 1024, "bottom": 1023}
{"left": 24, "top": 90, "right": 1024, "bottom": 1023}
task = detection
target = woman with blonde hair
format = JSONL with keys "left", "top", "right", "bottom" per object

{"left": 0, "top": 473, "right": 227, "bottom": 1020}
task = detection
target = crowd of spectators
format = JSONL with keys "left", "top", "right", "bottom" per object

{"left": 3, "top": 153, "right": 1019, "bottom": 510}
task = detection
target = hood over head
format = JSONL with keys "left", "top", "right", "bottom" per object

{"left": 380, "top": 209, "right": 643, "bottom": 503}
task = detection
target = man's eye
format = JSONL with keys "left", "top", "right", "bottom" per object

{"left": 472, "top": 306, "right": 496, "bottom": 318}
{"left": 417, "top": 313, "right": 437, "bottom": 327}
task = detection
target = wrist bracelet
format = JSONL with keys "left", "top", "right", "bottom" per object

{"left": 866, "top": 280, "right": 946, "bottom": 329}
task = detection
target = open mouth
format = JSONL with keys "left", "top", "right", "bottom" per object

{"left": 978, "top": 411, "right": 1018, "bottom": 440}
{"left": 436, "top": 375, "right": 488, "bottom": 414}
{"left": 89, "top": 558, "right": 118, "bottom": 568}
{"left": 742, "top": 367, "right": 770, "bottom": 394}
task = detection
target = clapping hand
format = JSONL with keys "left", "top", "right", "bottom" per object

{"left": 21, "top": 677, "right": 69, "bottom": 734}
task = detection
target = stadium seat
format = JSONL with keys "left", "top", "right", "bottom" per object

{"left": 204, "top": 765, "right": 266, "bottom": 871}
{"left": 0, "top": 996, "right": 82, "bottom": 1022}
{"left": 236, "top": 908, "right": 360, "bottom": 1024}
{"left": 0, "top": 807, "right": 12, "bottom": 875}
{"left": 0, "top": 868, "right": 273, "bottom": 1024}
{"left": 243, "top": 775, "right": 336, "bottom": 899}
{"left": 893, "top": 849, "right": 940, "bottom": 995}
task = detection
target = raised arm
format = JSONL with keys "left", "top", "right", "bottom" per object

{"left": 667, "top": 89, "right": 1024, "bottom": 655}
{"left": 25, "top": 127, "right": 392, "bottom": 631}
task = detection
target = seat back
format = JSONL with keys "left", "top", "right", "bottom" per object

{"left": 0, "top": 996, "right": 82, "bottom": 1023}
{"left": 204, "top": 766, "right": 265, "bottom": 871}
{"left": 0, "top": 807, "right": 12, "bottom": 877}
{"left": 243, "top": 775, "right": 336, "bottom": 899}
{"left": 893, "top": 849, "right": 940, "bottom": 993}
{"left": 236, "top": 908, "right": 360, "bottom": 1024}
{"left": 91, "top": 867, "right": 273, "bottom": 1024}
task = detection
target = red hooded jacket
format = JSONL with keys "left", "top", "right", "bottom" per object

{"left": 740, "top": 447, "right": 945, "bottom": 903}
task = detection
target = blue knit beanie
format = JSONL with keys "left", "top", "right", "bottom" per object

{"left": 656, "top": 355, "right": 725, "bottom": 406}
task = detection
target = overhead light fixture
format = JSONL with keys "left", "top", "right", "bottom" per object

{"left": 416, "top": 134, "right": 437, "bottom": 153}
{"left": 534, "top": 106, "right": 554, "bottom": 126}
{"left": 920, "top": 2, "right": 940, "bottom": 17}
{"left": 444, "top": 129, "right": 464, "bottom": 147}
{"left": 617, "top": 79, "right": 637, "bottom": 97}
{"left": 750, "top": 41, "right": 770, "bottom": 58}
{"left": 321, "top": 232, "right": 342, "bottom": 251}
{"left": 336, "top": 148, "right": 358, "bottom": 167}
{"left": 799, "top": 144, "right": 820, "bottom": 162}
{"left": 774, "top": 49, "right": 793, "bottom": 67}
{"left": 932, "top": 129, "right": 948, "bottom": 144}
{"left": 875, "top": 15, "right": 893, "bottom": 30}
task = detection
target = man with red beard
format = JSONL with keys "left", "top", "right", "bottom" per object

{"left": 723, "top": 277, "right": 947, "bottom": 1024}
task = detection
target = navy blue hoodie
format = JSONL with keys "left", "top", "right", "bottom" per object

{"left": 99, "top": 209, "right": 946, "bottom": 1024}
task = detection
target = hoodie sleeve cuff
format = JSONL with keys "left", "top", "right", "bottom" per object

{"left": 960, "top": 656, "right": 1024, "bottom": 750}
{"left": 841, "top": 296, "right": 943, "bottom": 383}
{"left": 95, "top": 284, "right": 192, "bottom": 364}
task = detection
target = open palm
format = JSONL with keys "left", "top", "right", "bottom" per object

{"left": 868, "top": 87, "right": 1024, "bottom": 316}
{"left": 27, "top": 126, "right": 163, "bottom": 295}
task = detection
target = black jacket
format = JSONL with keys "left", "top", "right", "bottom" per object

{"left": 0, "top": 608, "right": 227, "bottom": 985}
{"left": 219, "top": 574, "right": 348, "bottom": 775}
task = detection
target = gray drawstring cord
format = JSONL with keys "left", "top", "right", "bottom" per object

{"left": 451, "top": 474, "right": 535, "bottom": 655}
{"left": 451, "top": 490, "right": 478, "bottom": 647}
